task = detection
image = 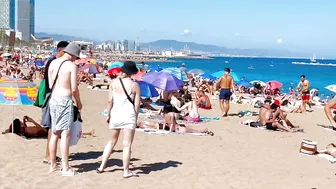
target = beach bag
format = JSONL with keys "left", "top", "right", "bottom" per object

{"left": 41, "top": 60, "right": 68, "bottom": 127}
{"left": 33, "top": 79, "right": 47, "bottom": 108}
{"left": 69, "top": 120, "right": 82, "bottom": 146}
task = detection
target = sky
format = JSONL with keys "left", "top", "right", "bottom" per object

{"left": 35, "top": 0, "right": 336, "bottom": 57}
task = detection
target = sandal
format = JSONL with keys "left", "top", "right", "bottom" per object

{"left": 123, "top": 172, "right": 139, "bottom": 179}
{"left": 43, "top": 156, "right": 61, "bottom": 164}
{"left": 61, "top": 168, "right": 80, "bottom": 177}
{"left": 207, "top": 131, "right": 214, "bottom": 136}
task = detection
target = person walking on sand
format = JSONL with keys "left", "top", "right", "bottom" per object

{"left": 96, "top": 61, "right": 141, "bottom": 178}
{"left": 324, "top": 96, "right": 336, "bottom": 130}
{"left": 42, "top": 41, "right": 69, "bottom": 164}
{"left": 48, "top": 43, "right": 82, "bottom": 176}
{"left": 216, "top": 68, "right": 235, "bottom": 117}
{"left": 296, "top": 75, "right": 311, "bottom": 112}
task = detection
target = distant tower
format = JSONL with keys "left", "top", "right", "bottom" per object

{"left": 0, "top": 0, "right": 16, "bottom": 29}
{"left": 17, "top": 0, "right": 35, "bottom": 40}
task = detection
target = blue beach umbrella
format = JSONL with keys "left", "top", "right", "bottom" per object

{"left": 211, "top": 70, "right": 239, "bottom": 82}
{"left": 163, "top": 67, "right": 188, "bottom": 81}
{"left": 137, "top": 81, "right": 159, "bottom": 98}
{"left": 200, "top": 73, "right": 216, "bottom": 81}
{"left": 108, "top": 62, "right": 124, "bottom": 70}
{"left": 237, "top": 80, "right": 252, "bottom": 87}
{"left": 36, "top": 60, "right": 45, "bottom": 67}
{"left": 150, "top": 65, "right": 163, "bottom": 72}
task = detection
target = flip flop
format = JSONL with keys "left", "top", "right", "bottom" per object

{"left": 43, "top": 156, "right": 62, "bottom": 164}
{"left": 123, "top": 172, "right": 139, "bottom": 179}
{"left": 61, "top": 169, "right": 80, "bottom": 177}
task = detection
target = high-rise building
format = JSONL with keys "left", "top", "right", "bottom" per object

{"left": 128, "top": 40, "right": 135, "bottom": 51}
{"left": 121, "top": 40, "right": 128, "bottom": 51}
{"left": 135, "top": 41, "right": 141, "bottom": 51}
{"left": 17, "top": 0, "right": 35, "bottom": 41}
{"left": 0, "top": 0, "right": 16, "bottom": 29}
{"left": 116, "top": 40, "right": 121, "bottom": 51}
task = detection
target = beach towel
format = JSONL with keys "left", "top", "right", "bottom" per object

{"left": 238, "top": 110, "right": 259, "bottom": 117}
{"left": 136, "top": 128, "right": 208, "bottom": 136}
{"left": 33, "top": 79, "right": 47, "bottom": 108}
{"left": 317, "top": 154, "right": 336, "bottom": 164}
{"left": 200, "top": 116, "right": 220, "bottom": 121}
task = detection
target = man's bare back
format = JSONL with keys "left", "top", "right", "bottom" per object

{"left": 48, "top": 58, "right": 77, "bottom": 97}
{"left": 218, "top": 75, "right": 233, "bottom": 89}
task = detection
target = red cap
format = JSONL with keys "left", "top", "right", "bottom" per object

{"left": 274, "top": 100, "right": 280, "bottom": 106}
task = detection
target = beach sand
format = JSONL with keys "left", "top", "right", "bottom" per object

{"left": 1, "top": 86, "right": 336, "bottom": 189}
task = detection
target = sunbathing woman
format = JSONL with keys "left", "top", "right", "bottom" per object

{"left": 136, "top": 117, "right": 214, "bottom": 136}
{"left": 174, "top": 94, "right": 201, "bottom": 122}
{"left": 317, "top": 143, "right": 336, "bottom": 158}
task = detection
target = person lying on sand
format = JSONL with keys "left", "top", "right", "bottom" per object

{"left": 137, "top": 119, "right": 214, "bottom": 136}
{"left": 2, "top": 116, "right": 48, "bottom": 138}
{"left": 317, "top": 143, "right": 336, "bottom": 158}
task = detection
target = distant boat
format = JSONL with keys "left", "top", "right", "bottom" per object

{"left": 269, "top": 64, "right": 274, "bottom": 67}
{"left": 310, "top": 54, "right": 317, "bottom": 63}
{"left": 225, "top": 61, "right": 229, "bottom": 64}
{"left": 248, "top": 66, "right": 255, "bottom": 70}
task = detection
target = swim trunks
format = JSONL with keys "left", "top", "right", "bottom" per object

{"left": 49, "top": 96, "right": 74, "bottom": 133}
{"left": 266, "top": 123, "right": 277, "bottom": 131}
{"left": 219, "top": 88, "right": 232, "bottom": 100}
{"left": 301, "top": 91, "right": 310, "bottom": 101}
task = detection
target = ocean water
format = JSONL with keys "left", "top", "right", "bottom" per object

{"left": 146, "top": 57, "right": 336, "bottom": 96}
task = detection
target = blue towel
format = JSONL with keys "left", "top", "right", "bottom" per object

{"left": 200, "top": 116, "right": 220, "bottom": 121}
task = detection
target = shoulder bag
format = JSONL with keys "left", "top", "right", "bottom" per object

{"left": 41, "top": 60, "right": 68, "bottom": 127}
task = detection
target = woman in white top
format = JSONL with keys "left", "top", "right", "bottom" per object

{"left": 97, "top": 61, "right": 141, "bottom": 178}
{"left": 175, "top": 94, "right": 201, "bottom": 122}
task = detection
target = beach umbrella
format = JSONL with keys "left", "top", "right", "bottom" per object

{"left": 0, "top": 78, "right": 38, "bottom": 105}
{"left": 188, "top": 69, "right": 205, "bottom": 75}
{"left": 267, "top": 80, "right": 283, "bottom": 90}
{"left": 211, "top": 71, "right": 239, "bottom": 82}
{"left": 250, "top": 80, "right": 266, "bottom": 86}
{"left": 107, "top": 67, "right": 122, "bottom": 76}
{"left": 137, "top": 81, "right": 159, "bottom": 98}
{"left": 0, "top": 57, "right": 3, "bottom": 61}
{"left": 1, "top": 53, "right": 12, "bottom": 57}
{"left": 325, "top": 85, "right": 336, "bottom": 93}
{"left": 200, "top": 73, "right": 216, "bottom": 81}
{"left": 237, "top": 80, "right": 252, "bottom": 87}
{"left": 162, "top": 67, "right": 188, "bottom": 81}
{"left": 150, "top": 65, "right": 163, "bottom": 72}
{"left": 80, "top": 64, "right": 99, "bottom": 74}
{"left": 108, "top": 62, "right": 123, "bottom": 70}
{"left": 142, "top": 71, "right": 184, "bottom": 91}
{"left": 36, "top": 60, "right": 45, "bottom": 67}
{"left": 132, "top": 71, "right": 145, "bottom": 81}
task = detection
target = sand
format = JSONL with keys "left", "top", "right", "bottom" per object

{"left": 0, "top": 86, "right": 336, "bottom": 189}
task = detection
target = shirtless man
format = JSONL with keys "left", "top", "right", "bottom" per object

{"left": 296, "top": 75, "right": 310, "bottom": 112}
{"left": 324, "top": 96, "right": 336, "bottom": 130}
{"left": 258, "top": 99, "right": 272, "bottom": 123}
{"left": 263, "top": 104, "right": 293, "bottom": 132}
{"left": 216, "top": 68, "right": 234, "bottom": 117}
{"left": 197, "top": 91, "right": 211, "bottom": 109}
{"left": 48, "top": 43, "right": 82, "bottom": 176}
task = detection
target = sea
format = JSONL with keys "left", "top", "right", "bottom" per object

{"left": 146, "top": 57, "right": 336, "bottom": 97}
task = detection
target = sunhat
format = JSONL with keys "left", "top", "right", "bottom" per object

{"left": 121, "top": 61, "right": 138, "bottom": 75}
{"left": 63, "top": 42, "right": 81, "bottom": 59}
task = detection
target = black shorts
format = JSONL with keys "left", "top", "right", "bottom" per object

{"left": 266, "top": 123, "right": 277, "bottom": 131}
{"left": 219, "top": 88, "right": 232, "bottom": 100}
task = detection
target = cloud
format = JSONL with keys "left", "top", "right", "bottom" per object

{"left": 181, "top": 29, "right": 192, "bottom": 36}
{"left": 276, "top": 39, "right": 283, "bottom": 44}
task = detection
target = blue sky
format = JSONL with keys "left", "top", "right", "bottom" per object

{"left": 35, "top": 0, "right": 336, "bottom": 56}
